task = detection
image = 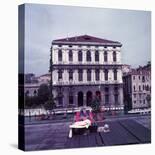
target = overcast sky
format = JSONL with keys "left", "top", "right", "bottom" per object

{"left": 24, "top": 3, "right": 151, "bottom": 76}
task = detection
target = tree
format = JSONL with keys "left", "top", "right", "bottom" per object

{"left": 91, "top": 96, "right": 100, "bottom": 113}
{"left": 38, "top": 84, "right": 50, "bottom": 105}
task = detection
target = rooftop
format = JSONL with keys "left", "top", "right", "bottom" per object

{"left": 52, "top": 35, "right": 122, "bottom": 46}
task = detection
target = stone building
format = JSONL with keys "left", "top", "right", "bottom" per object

{"left": 24, "top": 73, "right": 50, "bottom": 97}
{"left": 50, "top": 35, "right": 124, "bottom": 110}
{"left": 123, "top": 63, "right": 151, "bottom": 110}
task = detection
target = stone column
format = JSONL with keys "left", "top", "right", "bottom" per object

{"left": 100, "top": 91, "right": 104, "bottom": 106}
{"left": 119, "top": 86, "right": 124, "bottom": 108}
{"left": 74, "top": 94, "right": 78, "bottom": 107}
{"left": 83, "top": 93, "right": 87, "bottom": 106}
{"left": 109, "top": 86, "right": 114, "bottom": 107}
{"left": 63, "top": 90, "right": 68, "bottom": 108}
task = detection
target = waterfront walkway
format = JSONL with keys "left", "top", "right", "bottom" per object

{"left": 25, "top": 115, "right": 151, "bottom": 151}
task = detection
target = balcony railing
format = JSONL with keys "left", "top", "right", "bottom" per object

{"left": 55, "top": 80, "right": 122, "bottom": 86}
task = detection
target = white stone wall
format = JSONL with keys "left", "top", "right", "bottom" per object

{"left": 52, "top": 45, "right": 121, "bottom": 65}
{"left": 52, "top": 44, "right": 123, "bottom": 86}
{"left": 53, "top": 68, "right": 123, "bottom": 85}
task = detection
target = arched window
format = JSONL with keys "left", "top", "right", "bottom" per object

{"left": 58, "top": 50, "right": 62, "bottom": 61}
{"left": 95, "top": 50, "right": 99, "bottom": 61}
{"left": 33, "top": 90, "right": 37, "bottom": 96}
{"left": 86, "top": 50, "right": 91, "bottom": 61}
{"left": 104, "top": 51, "right": 108, "bottom": 62}
{"left": 113, "top": 51, "right": 117, "bottom": 62}
{"left": 78, "top": 50, "right": 82, "bottom": 62}
{"left": 104, "top": 69, "right": 108, "bottom": 81}
{"left": 114, "top": 69, "right": 117, "bottom": 80}
{"left": 69, "top": 50, "right": 73, "bottom": 61}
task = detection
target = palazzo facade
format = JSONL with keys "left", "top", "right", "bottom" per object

{"left": 50, "top": 35, "right": 124, "bottom": 110}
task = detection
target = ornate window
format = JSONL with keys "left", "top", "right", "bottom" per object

{"left": 104, "top": 51, "right": 108, "bottom": 62}
{"left": 86, "top": 50, "right": 91, "bottom": 61}
{"left": 87, "top": 69, "right": 91, "bottom": 81}
{"left": 95, "top": 69, "right": 100, "bottom": 81}
{"left": 114, "top": 69, "right": 117, "bottom": 80}
{"left": 113, "top": 51, "right": 117, "bottom": 62}
{"left": 58, "top": 70, "right": 63, "bottom": 80}
{"left": 78, "top": 50, "right": 82, "bottom": 62}
{"left": 69, "top": 70, "right": 73, "bottom": 80}
{"left": 69, "top": 50, "right": 73, "bottom": 61}
{"left": 78, "top": 69, "right": 83, "bottom": 81}
{"left": 104, "top": 69, "right": 108, "bottom": 81}
{"left": 58, "top": 50, "right": 62, "bottom": 61}
{"left": 95, "top": 50, "right": 99, "bottom": 61}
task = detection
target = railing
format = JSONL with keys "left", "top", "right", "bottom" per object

{"left": 55, "top": 80, "right": 123, "bottom": 86}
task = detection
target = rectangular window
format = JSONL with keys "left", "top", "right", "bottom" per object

{"left": 69, "top": 70, "right": 73, "bottom": 80}
{"left": 105, "top": 70, "right": 108, "bottom": 81}
{"left": 139, "top": 85, "right": 141, "bottom": 91}
{"left": 133, "top": 85, "right": 136, "bottom": 92}
{"left": 87, "top": 69, "right": 91, "bottom": 81}
{"left": 58, "top": 50, "right": 62, "bottom": 61}
{"left": 114, "top": 70, "right": 117, "bottom": 80}
{"left": 95, "top": 69, "right": 100, "bottom": 81}
{"left": 78, "top": 70, "right": 83, "bottom": 81}
{"left": 142, "top": 76, "right": 145, "bottom": 82}
{"left": 58, "top": 70, "right": 63, "bottom": 80}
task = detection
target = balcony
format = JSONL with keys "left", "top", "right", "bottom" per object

{"left": 55, "top": 80, "right": 122, "bottom": 86}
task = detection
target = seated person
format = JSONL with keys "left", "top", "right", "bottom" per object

{"left": 69, "top": 108, "right": 96, "bottom": 138}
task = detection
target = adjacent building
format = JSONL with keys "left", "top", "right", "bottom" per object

{"left": 123, "top": 63, "right": 151, "bottom": 110}
{"left": 24, "top": 73, "right": 50, "bottom": 97}
{"left": 50, "top": 35, "right": 124, "bottom": 110}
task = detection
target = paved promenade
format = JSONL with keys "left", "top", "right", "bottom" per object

{"left": 24, "top": 114, "right": 151, "bottom": 151}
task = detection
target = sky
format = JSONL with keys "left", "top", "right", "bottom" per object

{"left": 24, "top": 3, "right": 151, "bottom": 76}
